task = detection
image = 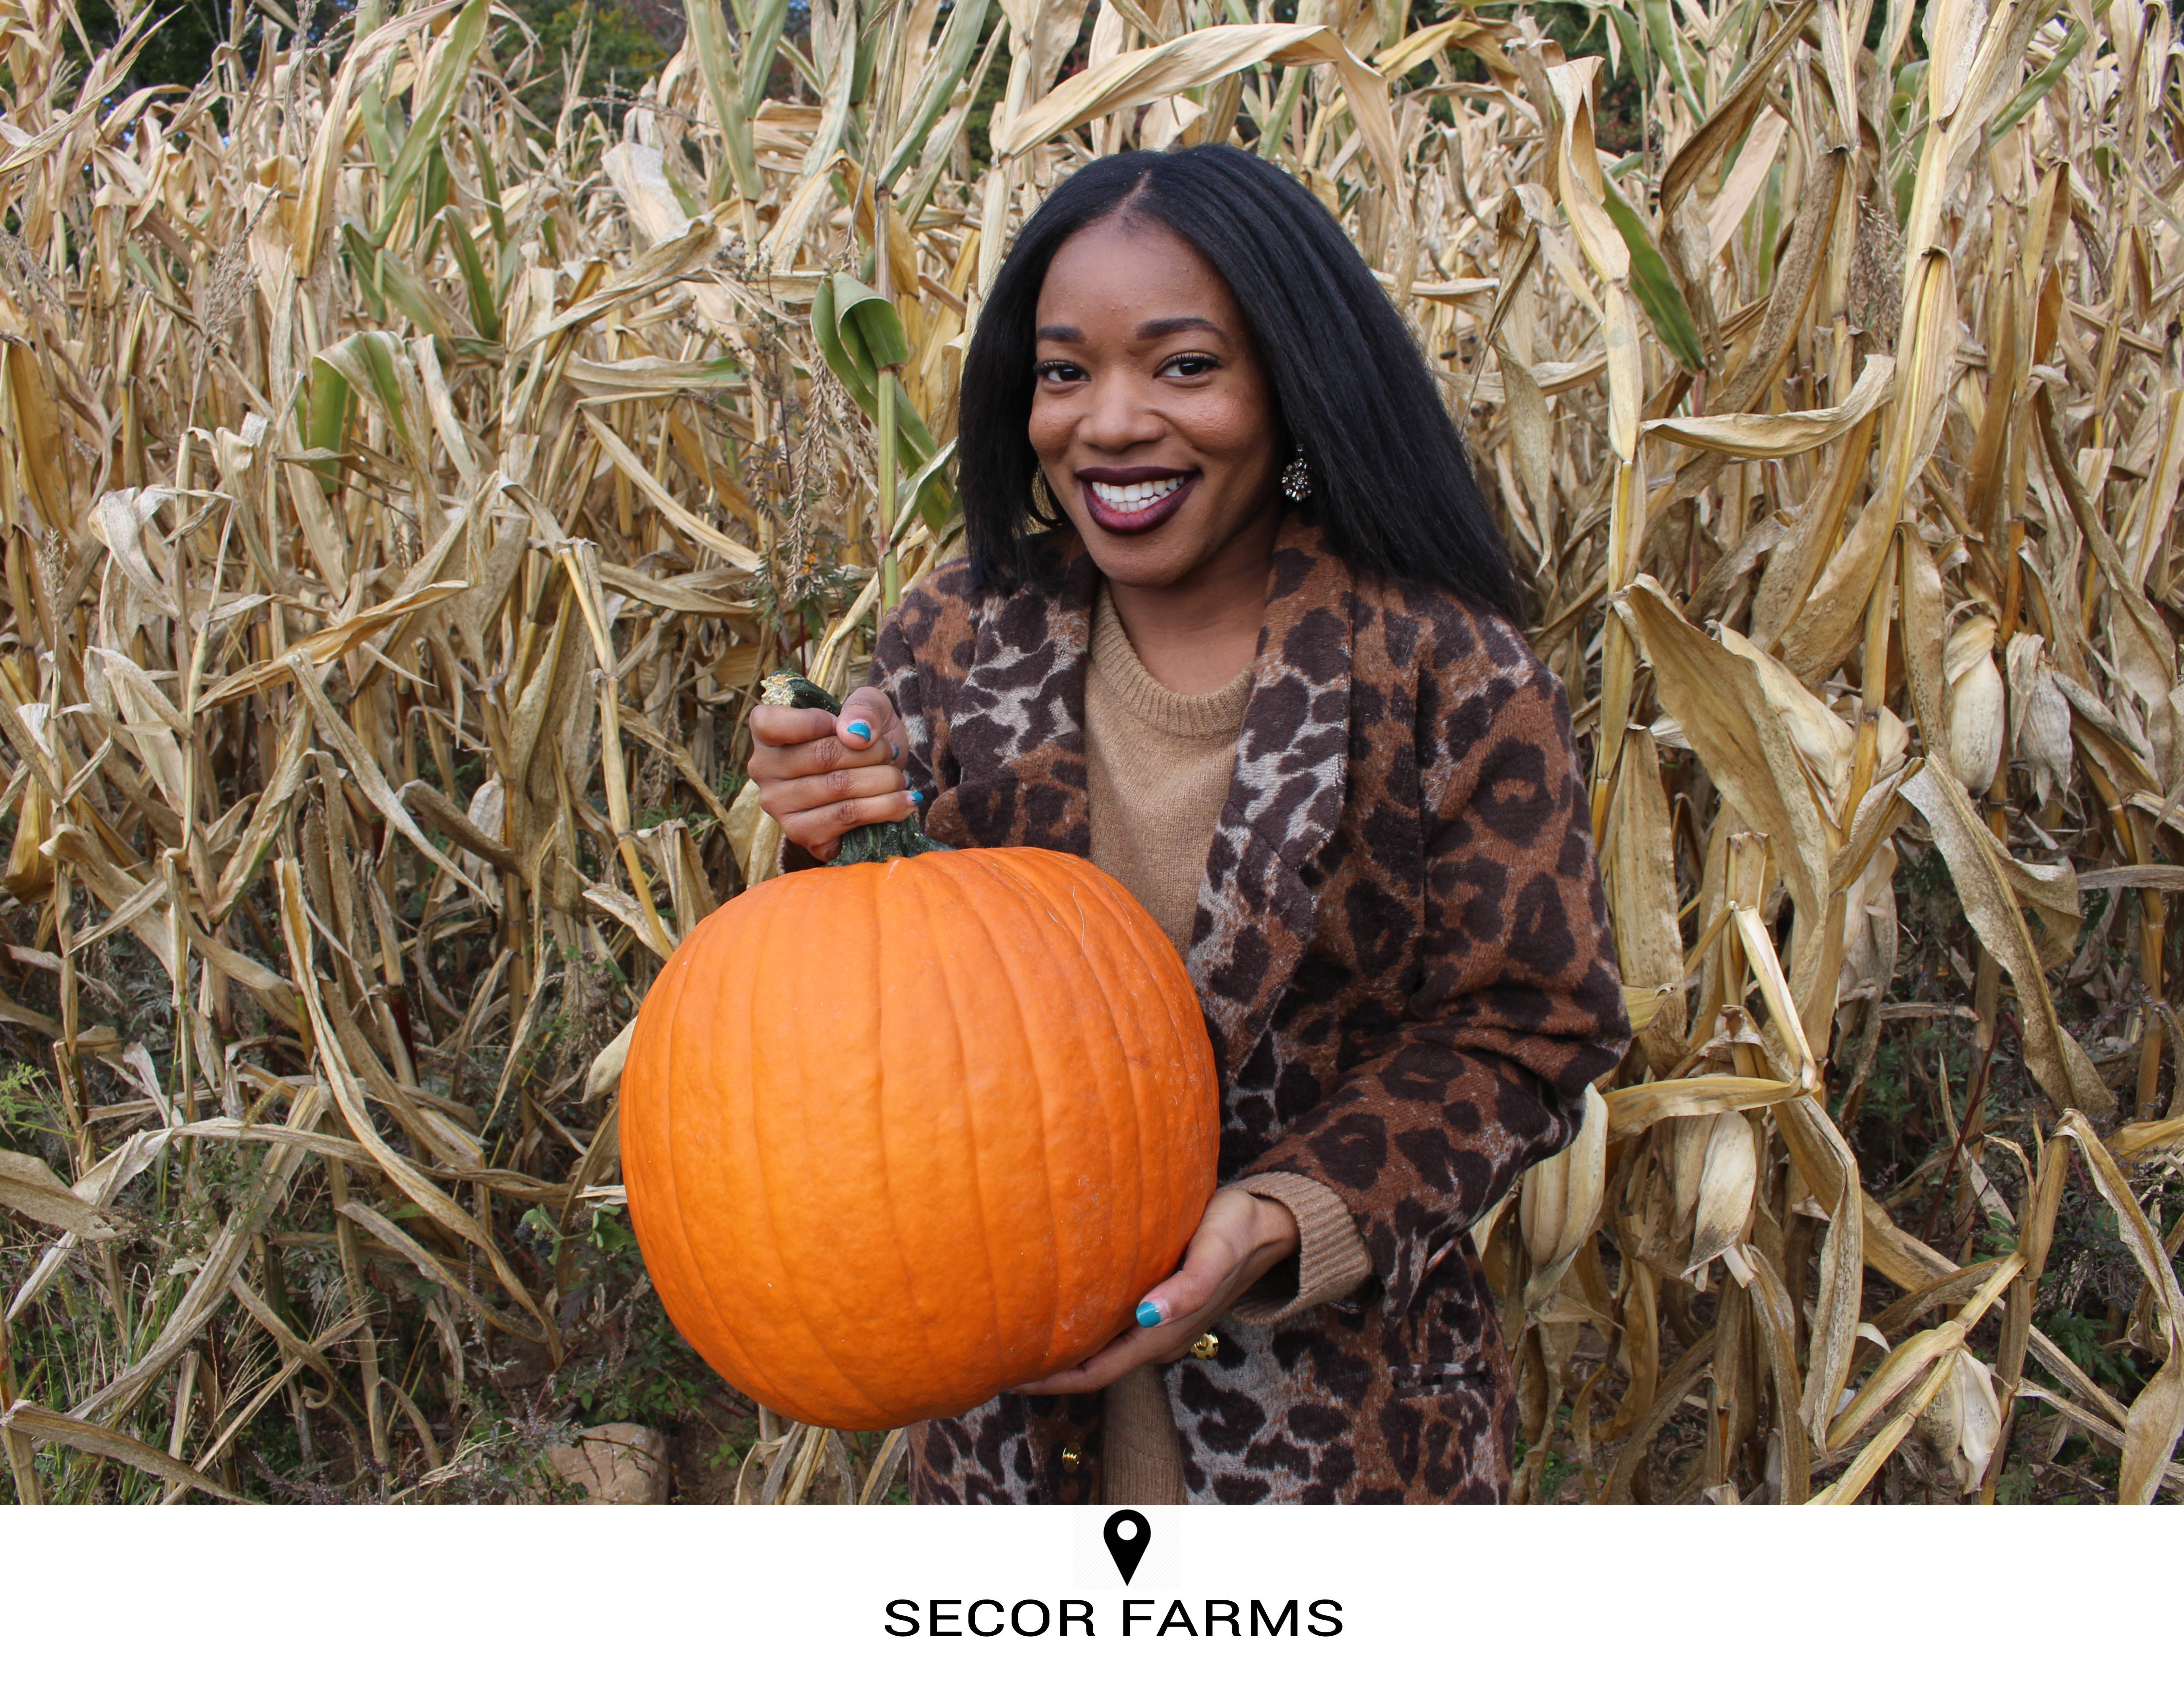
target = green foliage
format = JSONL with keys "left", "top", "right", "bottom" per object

{"left": 70, "top": 0, "right": 278, "bottom": 97}
{"left": 1602, "top": 173, "right": 1706, "bottom": 369}
{"left": 498, "top": 944, "right": 628, "bottom": 1121}
{"left": 2041, "top": 1305, "right": 2144, "bottom": 1399}
{"left": 536, "top": 1207, "right": 716, "bottom": 1428}
{"left": 1535, "top": 1444, "right": 1576, "bottom": 1500}
{"left": 0, "top": 1062, "right": 64, "bottom": 1152}
{"left": 1527, "top": 3, "right": 1644, "bottom": 148}
{"left": 1837, "top": 1013, "right": 1968, "bottom": 1178}
{"left": 1991, "top": 1456, "right": 2040, "bottom": 1503}
{"left": 1972, "top": 1208, "right": 2018, "bottom": 1263}
{"left": 506, "top": 0, "right": 672, "bottom": 126}
{"left": 811, "top": 275, "right": 957, "bottom": 533}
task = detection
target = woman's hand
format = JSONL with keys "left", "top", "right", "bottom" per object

{"left": 746, "top": 686, "right": 918, "bottom": 862}
{"left": 1015, "top": 1188, "right": 1299, "bottom": 1394}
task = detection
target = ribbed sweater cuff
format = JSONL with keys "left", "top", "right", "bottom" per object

{"left": 1102, "top": 1363, "right": 1190, "bottom": 1506}
{"left": 1228, "top": 1172, "right": 1373, "bottom": 1325}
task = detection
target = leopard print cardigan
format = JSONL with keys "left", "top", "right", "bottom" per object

{"left": 867, "top": 518, "right": 1628, "bottom": 1502}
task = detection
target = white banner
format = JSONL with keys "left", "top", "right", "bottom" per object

{"left": 8, "top": 1504, "right": 2174, "bottom": 1677}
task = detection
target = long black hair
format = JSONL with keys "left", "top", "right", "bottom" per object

{"left": 957, "top": 144, "right": 1521, "bottom": 620}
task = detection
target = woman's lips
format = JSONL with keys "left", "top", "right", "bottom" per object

{"left": 1078, "top": 471, "right": 1197, "bottom": 535}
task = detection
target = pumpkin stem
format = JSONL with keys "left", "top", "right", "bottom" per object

{"left": 762, "top": 670, "right": 953, "bottom": 865}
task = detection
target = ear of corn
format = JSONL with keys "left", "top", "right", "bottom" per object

{"left": 0, "top": 0, "right": 2178, "bottom": 1504}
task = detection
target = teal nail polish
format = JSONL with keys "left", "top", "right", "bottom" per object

{"left": 1136, "top": 1302, "right": 1162, "bottom": 1328}
{"left": 845, "top": 721, "right": 873, "bottom": 744}
{"left": 909, "top": 789, "right": 925, "bottom": 806}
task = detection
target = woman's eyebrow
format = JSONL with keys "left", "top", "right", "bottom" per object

{"left": 1033, "top": 316, "right": 1227, "bottom": 344}
{"left": 1138, "top": 316, "right": 1226, "bottom": 340}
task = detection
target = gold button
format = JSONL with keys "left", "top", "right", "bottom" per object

{"left": 1060, "top": 1442, "right": 1084, "bottom": 1470}
{"left": 1191, "top": 1332, "right": 1220, "bottom": 1361}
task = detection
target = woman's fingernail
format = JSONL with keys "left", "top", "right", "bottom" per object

{"left": 844, "top": 721, "right": 873, "bottom": 744}
{"left": 1135, "top": 1302, "right": 1162, "bottom": 1329}
{"left": 909, "top": 789, "right": 925, "bottom": 806}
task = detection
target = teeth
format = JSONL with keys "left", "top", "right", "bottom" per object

{"left": 1089, "top": 475, "right": 1184, "bottom": 513}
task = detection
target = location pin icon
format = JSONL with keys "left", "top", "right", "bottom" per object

{"left": 1103, "top": 1508, "right": 1151, "bottom": 1585}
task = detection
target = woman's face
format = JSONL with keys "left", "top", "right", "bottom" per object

{"left": 1028, "top": 215, "right": 1282, "bottom": 592}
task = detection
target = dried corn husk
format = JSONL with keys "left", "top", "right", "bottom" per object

{"left": 1943, "top": 616, "right": 2006, "bottom": 793}
{"left": 2005, "top": 633, "right": 2074, "bottom": 807}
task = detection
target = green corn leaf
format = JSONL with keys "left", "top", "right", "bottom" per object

{"left": 884, "top": 370, "right": 953, "bottom": 531}
{"left": 1640, "top": 0, "right": 1706, "bottom": 124}
{"left": 1986, "top": 23, "right": 2086, "bottom": 144}
{"left": 341, "top": 221, "right": 453, "bottom": 345}
{"left": 808, "top": 0, "right": 845, "bottom": 80}
{"left": 741, "top": 0, "right": 792, "bottom": 117}
{"left": 1259, "top": 65, "right": 1309, "bottom": 161}
{"left": 851, "top": 2, "right": 881, "bottom": 107}
{"left": 338, "top": 218, "right": 386, "bottom": 316}
{"left": 889, "top": 437, "right": 961, "bottom": 546}
{"left": 801, "top": 0, "right": 859, "bottom": 178}
{"left": 878, "top": 0, "right": 995, "bottom": 193}
{"left": 300, "top": 364, "right": 352, "bottom": 491}
{"left": 360, "top": 81, "right": 396, "bottom": 175}
{"left": 810, "top": 274, "right": 875, "bottom": 410}
{"left": 314, "top": 332, "right": 417, "bottom": 454}
{"left": 1601, "top": 179, "right": 1708, "bottom": 372}
{"left": 901, "top": 16, "right": 1009, "bottom": 224}
{"left": 686, "top": 0, "right": 765, "bottom": 206}
{"left": 811, "top": 276, "right": 952, "bottom": 529}
{"left": 468, "top": 119, "right": 507, "bottom": 246}
{"left": 341, "top": 226, "right": 387, "bottom": 318}
{"left": 440, "top": 210, "right": 502, "bottom": 342}
{"left": 826, "top": 273, "right": 913, "bottom": 376}
{"left": 375, "top": 0, "right": 491, "bottom": 244}
{"left": 418, "top": 145, "right": 452, "bottom": 239}
{"left": 1605, "top": 3, "right": 1643, "bottom": 80}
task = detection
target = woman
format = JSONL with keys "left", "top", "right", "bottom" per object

{"left": 748, "top": 145, "right": 1626, "bottom": 1503}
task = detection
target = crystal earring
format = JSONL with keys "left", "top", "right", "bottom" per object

{"left": 1029, "top": 469, "right": 1064, "bottom": 524}
{"left": 1280, "top": 450, "right": 1311, "bottom": 502}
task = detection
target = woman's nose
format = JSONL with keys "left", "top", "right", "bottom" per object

{"left": 1076, "top": 374, "right": 1165, "bottom": 454}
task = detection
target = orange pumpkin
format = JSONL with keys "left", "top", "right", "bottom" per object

{"left": 621, "top": 838, "right": 1220, "bottom": 1431}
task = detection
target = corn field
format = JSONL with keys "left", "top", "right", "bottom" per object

{"left": 0, "top": 0, "right": 2178, "bottom": 1506}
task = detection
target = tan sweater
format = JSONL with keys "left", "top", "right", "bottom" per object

{"left": 1084, "top": 583, "right": 1373, "bottom": 1504}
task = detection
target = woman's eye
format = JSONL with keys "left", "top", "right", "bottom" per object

{"left": 1034, "top": 360, "right": 1085, "bottom": 384}
{"left": 1165, "top": 354, "right": 1220, "bottom": 378}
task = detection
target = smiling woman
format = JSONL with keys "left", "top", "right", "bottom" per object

{"left": 745, "top": 145, "right": 1628, "bottom": 1505}
{"left": 1023, "top": 216, "right": 1282, "bottom": 693}
{"left": 965, "top": 147, "right": 1522, "bottom": 625}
